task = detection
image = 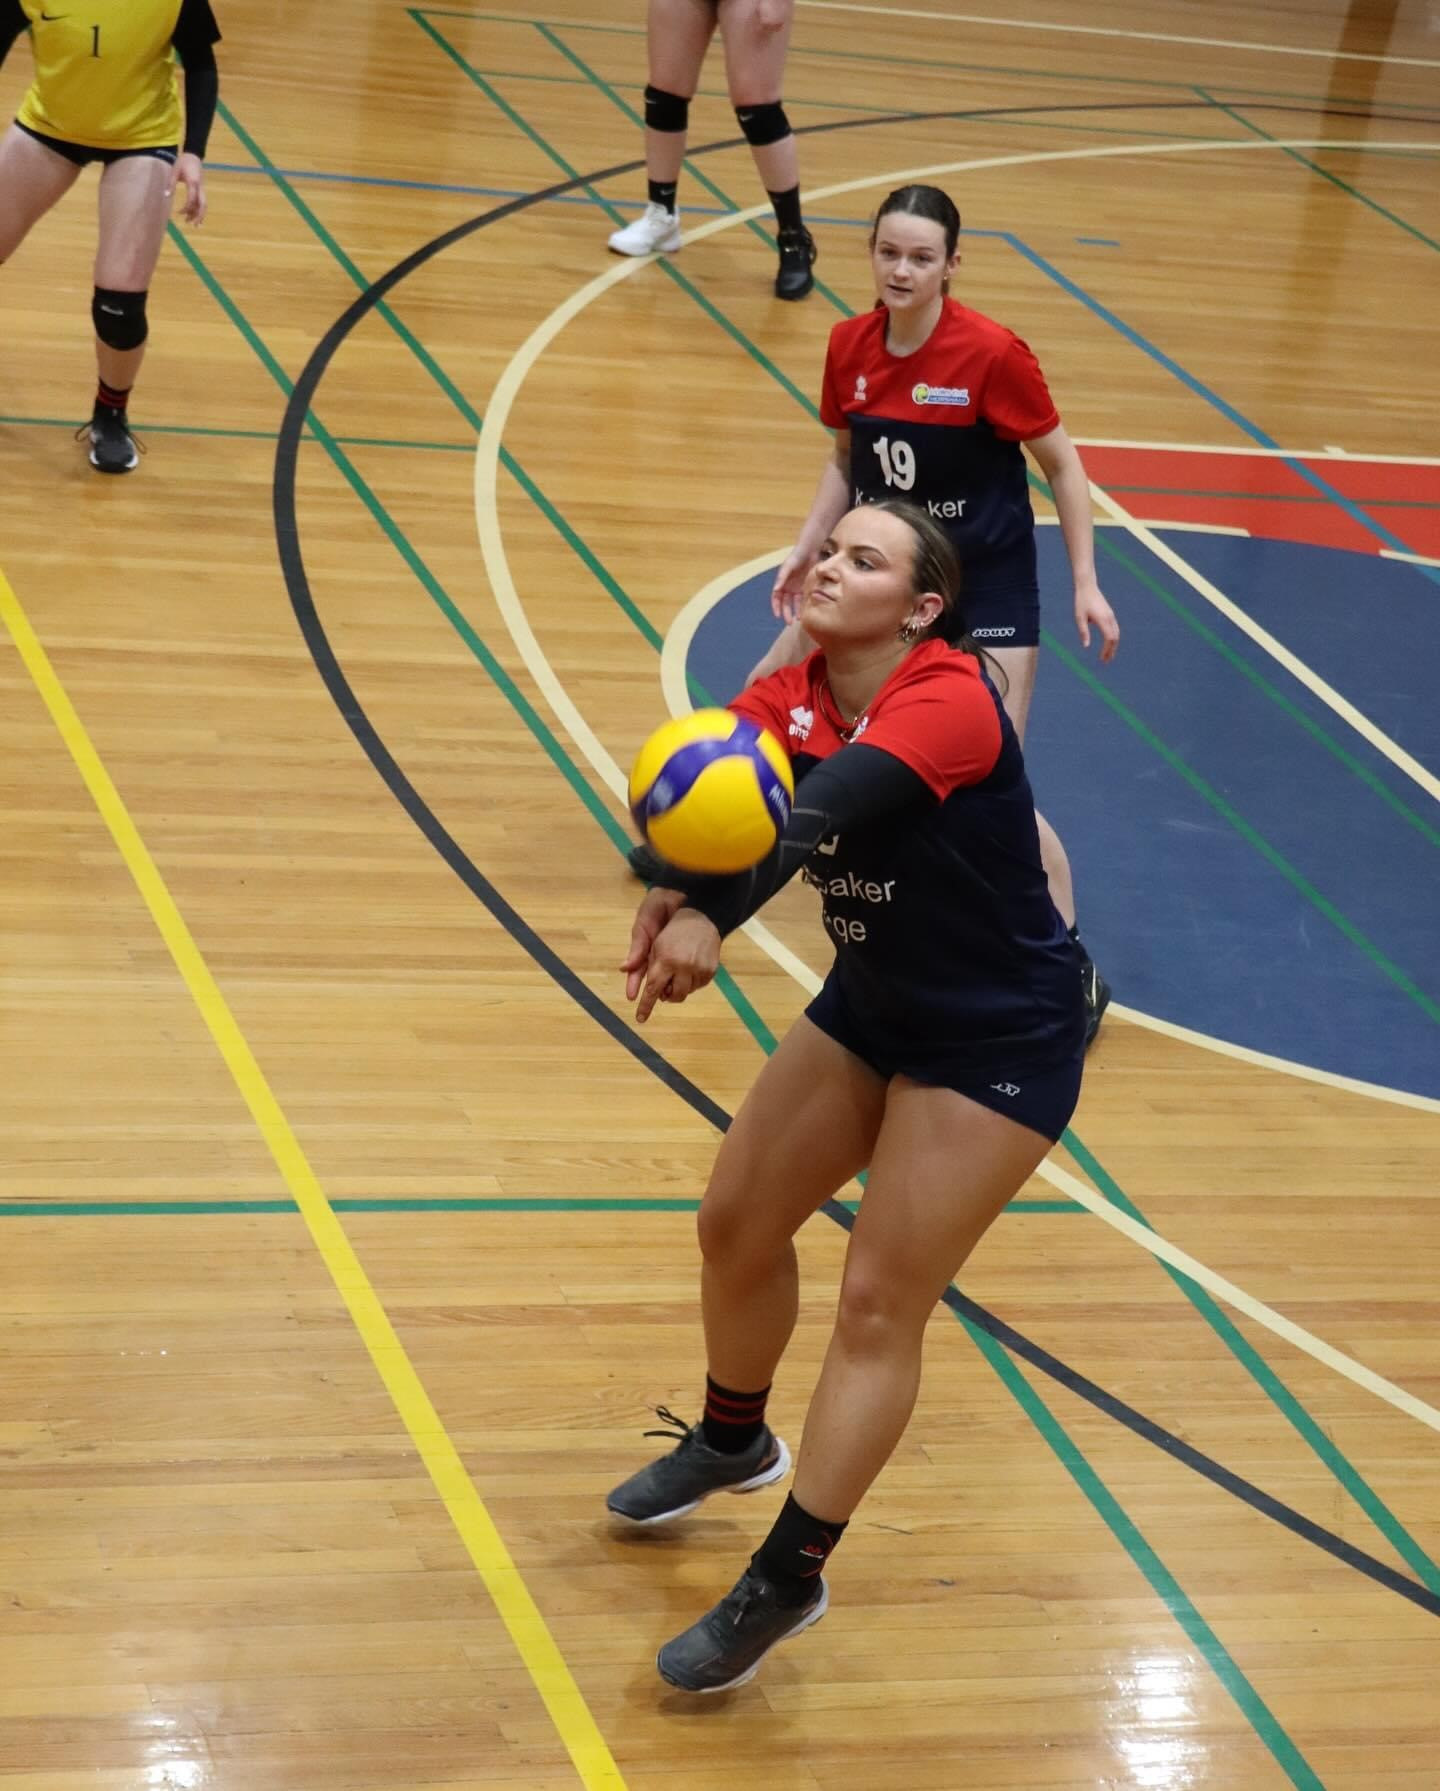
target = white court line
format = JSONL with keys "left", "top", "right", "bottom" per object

{"left": 473, "top": 135, "right": 1440, "bottom": 1434}
{"left": 1084, "top": 482, "right": 1440, "bottom": 804}
{"left": 1383, "top": 549, "right": 1440, "bottom": 569}
{"left": 1076, "top": 437, "right": 1440, "bottom": 467}
{"left": 794, "top": 0, "right": 1440, "bottom": 68}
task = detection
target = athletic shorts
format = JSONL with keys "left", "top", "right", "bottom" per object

{"left": 959, "top": 536, "right": 1041, "bottom": 650}
{"left": 16, "top": 121, "right": 177, "bottom": 167}
{"left": 805, "top": 974, "right": 1082, "bottom": 1143}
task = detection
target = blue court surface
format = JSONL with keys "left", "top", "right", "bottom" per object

{"left": 683, "top": 528, "right": 1440, "bottom": 1099}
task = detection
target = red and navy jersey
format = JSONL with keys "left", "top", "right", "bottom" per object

{"left": 820, "top": 299, "right": 1059, "bottom": 593}
{"left": 731, "top": 641, "right": 1084, "bottom": 1067}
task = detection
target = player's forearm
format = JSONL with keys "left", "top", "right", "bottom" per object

{"left": 1047, "top": 451, "right": 1098, "bottom": 587}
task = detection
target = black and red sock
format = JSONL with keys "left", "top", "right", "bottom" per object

{"left": 96, "top": 379, "right": 131, "bottom": 414}
{"left": 701, "top": 1375, "right": 770, "bottom": 1454}
{"left": 753, "top": 1492, "right": 847, "bottom": 1604}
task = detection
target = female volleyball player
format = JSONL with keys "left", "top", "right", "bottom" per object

{"left": 753, "top": 183, "right": 1120, "bottom": 1040}
{"left": 612, "top": 498, "right": 1085, "bottom": 1692}
{"left": 0, "top": 0, "right": 221, "bottom": 473}
{"left": 606, "top": 0, "right": 816, "bottom": 299}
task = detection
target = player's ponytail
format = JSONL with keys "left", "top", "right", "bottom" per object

{"left": 870, "top": 185, "right": 962, "bottom": 291}
{"left": 868, "top": 498, "right": 1008, "bottom": 694}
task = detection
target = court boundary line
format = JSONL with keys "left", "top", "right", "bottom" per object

{"left": 793, "top": 0, "right": 1440, "bottom": 68}
{"left": 0, "top": 573, "right": 629, "bottom": 1790}
{"left": 1078, "top": 437, "right": 1440, "bottom": 466}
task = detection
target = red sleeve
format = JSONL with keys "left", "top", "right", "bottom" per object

{"left": 729, "top": 662, "right": 809, "bottom": 762}
{"left": 984, "top": 336, "right": 1060, "bottom": 442}
{"left": 857, "top": 656, "right": 1001, "bottom": 797}
{"left": 819, "top": 328, "right": 849, "bottom": 430}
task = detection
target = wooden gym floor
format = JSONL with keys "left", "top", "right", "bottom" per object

{"left": 0, "top": 2, "right": 1437, "bottom": 1786}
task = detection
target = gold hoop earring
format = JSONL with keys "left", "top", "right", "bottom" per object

{"left": 898, "top": 615, "right": 922, "bottom": 645}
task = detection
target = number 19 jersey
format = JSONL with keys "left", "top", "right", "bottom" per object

{"left": 820, "top": 298, "right": 1060, "bottom": 596}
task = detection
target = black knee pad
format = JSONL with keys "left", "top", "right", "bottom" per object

{"left": 92, "top": 287, "right": 148, "bottom": 352}
{"left": 735, "top": 101, "right": 791, "bottom": 147}
{"left": 644, "top": 85, "right": 690, "bottom": 133}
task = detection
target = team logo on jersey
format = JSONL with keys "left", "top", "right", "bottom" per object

{"left": 853, "top": 374, "right": 868, "bottom": 403}
{"left": 788, "top": 704, "right": 814, "bottom": 742}
{"left": 989, "top": 1082, "right": 1021, "bottom": 1097}
{"left": 912, "top": 382, "right": 970, "bottom": 407}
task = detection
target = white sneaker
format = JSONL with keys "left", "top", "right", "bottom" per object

{"left": 608, "top": 202, "right": 682, "bottom": 256}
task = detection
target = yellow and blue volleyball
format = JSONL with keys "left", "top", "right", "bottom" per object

{"left": 628, "top": 709, "right": 794, "bottom": 875}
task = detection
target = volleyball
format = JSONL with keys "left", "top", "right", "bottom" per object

{"left": 628, "top": 709, "right": 794, "bottom": 875}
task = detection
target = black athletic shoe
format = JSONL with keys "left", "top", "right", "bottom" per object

{"left": 774, "top": 227, "right": 816, "bottom": 301}
{"left": 606, "top": 1407, "right": 791, "bottom": 1525}
{"left": 80, "top": 407, "right": 142, "bottom": 474}
{"left": 1082, "top": 958, "right": 1112, "bottom": 1049}
{"left": 657, "top": 1565, "right": 828, "bottom": 1692}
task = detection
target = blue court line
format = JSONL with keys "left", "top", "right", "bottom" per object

{"left": 206, "top": 161, "right": 985, "bottom": 234}
{"left": 1075, "top": 236, "right": 1122, "bottom": 246}
{"left": 1002, "top": 231, "right": 1440, "bottom": 585}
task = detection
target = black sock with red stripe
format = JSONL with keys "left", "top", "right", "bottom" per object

{"left": 96, "top": 380, "right": 131, "bottom": 415}
{"left": 753, "top": 1493, "right": 847, "bottom": 1605}
{"left": 701, "top": 1375, "right": 770, "bottom": 1454}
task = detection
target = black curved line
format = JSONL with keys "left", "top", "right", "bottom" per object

{"left": 271, "top": 109, "right": 1440, "bottom": 1622}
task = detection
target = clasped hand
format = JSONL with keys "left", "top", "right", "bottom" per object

{"left": 622, "top": 887, "right": 722, "bottom": 1023}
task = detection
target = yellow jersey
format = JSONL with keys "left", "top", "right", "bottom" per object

{"left": 17, "top": 0, "right": 184, "bottom": 151}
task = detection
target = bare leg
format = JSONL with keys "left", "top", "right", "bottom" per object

{"left": 792, "top": 1080, "right": 1052, "bottom": 1523}
{"left": 643, "top": 0, "right": 717, "bottom": 184}
{"left": 0, "top": 124, "right": 81, "bottom": 264}
{"left": 717, "top": 0, "right": 798, "bottom": 193}
{"left": 986, "top": 640, "right": 1079, "bottom": 929}
{"left": 93, "top": 153, "right": 173, "bottom": 394}
{"left": 697, "top": 1016, "right": 886, "bottom": 1392}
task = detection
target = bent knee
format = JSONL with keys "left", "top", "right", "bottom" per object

{"left": 834, "top": 1270, "right": 929, "bottom": 1347}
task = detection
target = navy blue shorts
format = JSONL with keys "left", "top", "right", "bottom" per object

{"left": 16, "top": 121, "right": 177, "bottom": 168}
{"left": 958, "top": 538, "right": 1041, "bottom": 649}
{"left": 805, "top": 975, "right": 1082, "bottom": 1143}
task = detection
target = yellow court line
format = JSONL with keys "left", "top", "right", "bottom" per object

{"left": 0, "top": 569, "right": 628, "bottom": 1791}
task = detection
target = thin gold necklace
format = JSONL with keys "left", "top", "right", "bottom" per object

{"left": 818, "top": 677, "right": 864, "bottom": 742}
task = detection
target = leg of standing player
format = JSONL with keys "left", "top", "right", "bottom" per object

{"left": 85, "top": 150, "right": 174, "bottom": 472}
{"left": 606, "top": 0, "right": 717, "bottom": 258}
{"left": 716, "top": 0, "right": 815, "bottom": 298}
{"left": 656, "top": 1066, "right": 1055, "bottom": 1691}
{"left": 606, "top": 1016, "right": 884, "bottom": 1529}
{"left": 988, "top": 640, "right": 1109, "bottom": 1044}
{"left": 0, "top": 122, "right": 82, "bottom": 268}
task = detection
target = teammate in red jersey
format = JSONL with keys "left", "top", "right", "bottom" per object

{"left": 609, "top": 499, "right": 1085, "bottom": 1693}
{"left": 754, "top": 183, "right": 1119, "bottom": 1041}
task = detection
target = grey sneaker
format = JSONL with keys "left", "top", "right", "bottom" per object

{"left": 658, "top": 1566, "right": 828, "bottom": 1692}
{"left": 79, "top": 407, "right": 142, "bottom": 474}
{"left": 606, "top": 1406, "right": 790, "bottom": 1525}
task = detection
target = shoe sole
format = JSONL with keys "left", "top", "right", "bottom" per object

{"left": 607, "top": 1435, "right": 791, "bottom": 1527}
{"left": 89, "top": 450, "right": 138, "bottom": 474}
{"left": 607, "top": 238, "right": 681, "bottom": 257}
{"left": 657, "top": 1578, "right": 829, "bottom": 1693}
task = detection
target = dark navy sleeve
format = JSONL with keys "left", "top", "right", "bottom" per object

{"left": 684, "top": 745, "right": 933, "bottom": 938}
{"left": 174, "top": 0, "right": 221, "bottom": 156}
{"left": 0, "top": 0, "right": 27, "bottom": 67}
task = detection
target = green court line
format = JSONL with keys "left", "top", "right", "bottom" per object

{"left": 415, "top": 8, "right": 1440, "bottom": 114}
{"left": 0, "top": 412, "right": 474, "bottom": 452}
{"left": 1198, "top": 91, "right": 1440, "bottom": 253}
{"left": 0, "top": 1196, "right": 1079, "bottom": 1216}
{"left": 411, "top": 11, "right": 828, "bottom": 409}
{"left": 1107, "top": 483, "right": 1440, "bottom": 509}
{"left": 1075, "top": 517, "right": 1440, "bottom": 852}
{"left": 199, "top": 101, "right": 1323, "bottom": 1782}
{"left": 1044, "top": 623, "right": 1440, "bottom": 1024}
{"left": 956, "top": 1311, "right": 1324, "bottom": 1790}
{"left": 1061, "top": 1131, "right": 1440, "bottom": 1595}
